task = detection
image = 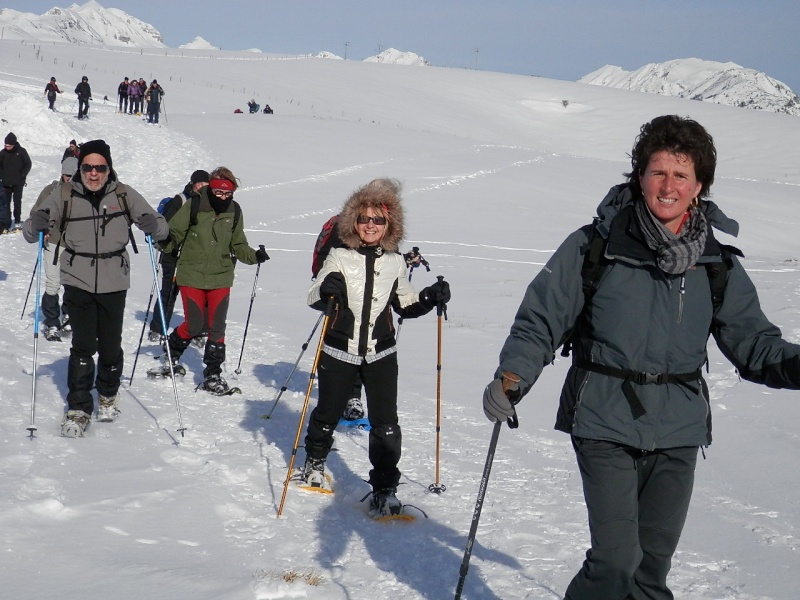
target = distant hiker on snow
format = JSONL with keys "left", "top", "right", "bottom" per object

{"left": 22, "top": 139, "right": 169, "bottom": 438}
{"left": 262, "top": 104, "right": 273, "bottom": 114}
{"left": 127, "top": 79, "right": 142, "bottom": 114}
{"left": 62, "top": 139, "right": 79, "bottom": 162}
{"left": 247, "top": 99, "right": 260, "bottom": 113}
{"left": 0, "top": 132, "right": 32, "bottom": 231}
{"left": 74, "top": 75, "right": 92, "bottom": 120}
{"left": 149, "top": 167, "right": 268, "bottom": 395}
{"left": 483, "top": 114, "right": 800, "bottom": 600}
{"left": 117, "top": 77, "right": 129, "bottom": 113}
{"left": 29, "top": 157, "right": 79, "bottom": 341}
{"left": 148, "top": 169, "right": 210, "bottom": 344}
{"left": 302, "top": 178, "right": 451, "bottom": 517}
{"left": 146, "top": 79, "right": 165, "bottom": 124}
{"left": 44, "top": 76, "right": 62, "bottom": 111}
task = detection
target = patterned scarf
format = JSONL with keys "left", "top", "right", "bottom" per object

{"left": 634, "top": 199, "right": 708, "bottom": 274}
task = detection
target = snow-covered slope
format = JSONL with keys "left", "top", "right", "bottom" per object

{"left": 1, "top": 38, "right": 799, "bottom": 600}
{"left": 580, "top": 58, "right": 800, "bottom": 116}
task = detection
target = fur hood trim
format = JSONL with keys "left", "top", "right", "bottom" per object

{"left": 337, "top": 178, "right": 405, "bottom": 252}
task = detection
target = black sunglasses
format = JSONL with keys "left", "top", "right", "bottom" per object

{"left": 356, "top": 215, "right": 387, "bottom": 225}
{"left": 81, "top": 164, "right": 108, "bottom": 173}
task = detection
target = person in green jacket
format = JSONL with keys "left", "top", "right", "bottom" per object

{"left": 483, "top": 115, "right": 800, "bottom": 600}
{"left": 150, "top": 166, "right": 268, "bottom": 394}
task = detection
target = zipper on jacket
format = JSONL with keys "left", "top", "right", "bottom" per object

{"left": 677, "top": 273, "right": 686, "bottom": 324}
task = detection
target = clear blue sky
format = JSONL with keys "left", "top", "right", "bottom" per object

{"left": 5, "top": 0, "right": 800, "bottom": 91}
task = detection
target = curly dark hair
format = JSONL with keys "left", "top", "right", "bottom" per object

{"left": 625, "top": 115, "right": 716, "bottom": 199}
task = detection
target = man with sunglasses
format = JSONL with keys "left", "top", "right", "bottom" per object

{"left": 23, "top": 139, "right": 169, "bottom": 438}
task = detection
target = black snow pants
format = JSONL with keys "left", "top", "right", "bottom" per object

{"left": 305, "top": 351, "right": 401, "bottom": 490}
{"left": 565, "top": 437, "right": 698, "bottom": 600}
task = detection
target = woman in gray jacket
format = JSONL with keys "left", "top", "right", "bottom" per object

{"left": 24, "top": 139, "right": 169, "bottom": 438}
{"left": 483, "top": 115, "right": 800, "bottom": 599}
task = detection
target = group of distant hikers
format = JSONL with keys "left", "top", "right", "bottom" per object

{"left": 43, "top": 75, "right": 166, "bottom": 124}
{"left": 246, "top": 99, "right": 273, "bottom": 114}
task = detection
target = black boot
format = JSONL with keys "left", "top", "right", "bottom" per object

{"left": 203, "top": 341, "right": 226, "bottom": 378}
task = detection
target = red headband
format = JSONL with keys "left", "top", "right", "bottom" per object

{"left": 209, "top": 178, "right": 235, "bottom": 192}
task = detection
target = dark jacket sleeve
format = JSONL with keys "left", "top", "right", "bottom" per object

{"left": 20, "top": 148, "right": 31, "bottom": 180}
{"left": 498, "top": 228, "right": 589, "bottom": 396}
{"left": 711, "top": 254, "right": 800, "bottom": 388}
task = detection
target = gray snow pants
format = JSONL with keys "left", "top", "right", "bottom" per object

{"left": 565, "top": 437, "right": 698, "bottom": 600}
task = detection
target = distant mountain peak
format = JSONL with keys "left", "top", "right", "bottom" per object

{"left": 0, "top": 0, "right": 165, "bottom": 47}
{"left": 363, "top": 48, "right": 430, "bottom": 67}
{"left": 179, "top": 36, "right": 219, "bottom": 51}
{"left": 579, "top": 58, "right": 800, "bottom": 116}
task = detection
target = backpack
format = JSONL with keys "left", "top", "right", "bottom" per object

{"left": 560, "top": 223, "right": 735, "bottom": 357}
{"left": 312, "top": 215, "right": 341, "bottom": 278}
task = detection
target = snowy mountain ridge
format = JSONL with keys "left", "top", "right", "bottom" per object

{"left": 0, "top": 0, "right": 164, "bottom": 47}
{"left": 580, "top": 57, "right": 800, "bottom": 116}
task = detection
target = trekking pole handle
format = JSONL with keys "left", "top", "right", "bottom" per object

{"left": 259, "top": 244, "right": 270, "bottom": 261}
{"left": 435, "top": 275, "right": 448, "bottom": 320}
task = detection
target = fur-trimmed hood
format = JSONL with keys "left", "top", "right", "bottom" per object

{"left": 337, "top": 178, "right": 405, "bottom": 252}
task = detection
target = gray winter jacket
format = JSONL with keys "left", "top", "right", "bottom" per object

{"left": 499, "top": 184, "right": 800, "bottom": 450}
{"left": 22, "top": 175, "right": 168, "bottom": 294}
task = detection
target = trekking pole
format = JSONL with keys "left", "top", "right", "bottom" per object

{"left": 262, "top": 311, "right": 324, "bottom": 419}
{"left": 146, "top": 236, "right": 186, "bottom": 437}
{"left": 429, "top": 281, "right": 448, "bottom": 494}
{"left": 234, "top": 246, "right": 269, "bottom": 375}
{"left": 27, "top": 232, "right": 44, "bottom": 439}
{"left": 277, "top": 297, "right": 334, "bottom": 518}
{"left": 128, "top": 276, "right": 158, "bottom": 384}
{"left": 20, "top": 256, "right": 38, "bottom": 320}
{"left": 161, "top": 98, "right": 168, "bottom": 125}
{"left": 454, "top": 409, "right": 518, "bottom": 599}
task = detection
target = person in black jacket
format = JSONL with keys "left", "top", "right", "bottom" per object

{"left": 44, "top": 76, "right": 62, "bottom": 110}
{"left": 146, "top": 80, "right": 165, "bottom": 124}
{"left": 74, "top": 76, "right": 92, "bottom": 120}
{"left": 148, "top": 169, "right": 210, "bottom": 342}
{"left": 117, "top": 77, "right": 129, "bottom": 113}
{"left": 62, "top": 139, "right": 79, "bottom": 162}
{"left": 0, "top": 132, "right": 32, "bottom": 230}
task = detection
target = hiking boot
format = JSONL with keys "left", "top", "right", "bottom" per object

{"left": 342, "top": 397, "right": 365, "bottom": 421}
{"left": 60, "top": 318, "right": 71, "bottom": 333}
{"left": 43, "top": 325, "right": 62, "bottom": 342}
{"left": 191, "top": 335, "right": 207, "bottom": 349}
{"left": 97, "top": 394, "right": 120, "bottom": 422}
{"left": 201, "top": 374, "right": 230, "bottom": 395}
{"left": 369, "top": 487, "right": 402, "bottom": 517}
{"left": 147, "top": 329, "right": 162, "bottom": 343}
{"left": 302, "top": 457, "right": 326, "bottom": 488}
{"left": 61, "top": 410, "right": 91, "bottom": 438}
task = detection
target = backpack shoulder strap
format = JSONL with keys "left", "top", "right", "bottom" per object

{"left": 232, "top": 200, "right": 242, "bottom": 231}
{"left": 113, "top": 182, "right": 138, "bottom": 254}
{"left": 189, "top": 194, "right": 200, "bottom": 226}
{"left": 561, "top": 223, "right": 609, "bottom": 357}
{"left": 704, "top": 243, "right": 739, "bottom": 316}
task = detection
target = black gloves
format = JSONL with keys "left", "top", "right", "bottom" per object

{"left": 482, "top": 375, "right": 521, "bottom": 423}
{"left": 29, "top": 209, "right": 50, "bottom": 234}
{"left": 422, "top": 279, "right": 451, "bottom": 306}
{"left": 255, "top": 247, "right": 270, "bottom": 263}
{"left": 320, "top": 272, "right": 346, "bottom": 297}
{"left": 137, "top": 212, "right": 160, "bottom": 237}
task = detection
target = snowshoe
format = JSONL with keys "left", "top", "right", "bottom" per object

{"left": 342, "top": 397, "right": 365, "bottom": 421}
{"left": 199, "top": 374, "right": 240, "bottom": 396}
{"left": 146, "top": 361, "right": 186, "bottom": 379}
{"left": 61, "top": 410, "right": 91, "bottom": 438}
{"left": 96, "top": 394, "right": 120, "bottom": 422}
{"left": 303, "top": 457, "right": 326, "bottom": 488}
{"left": 43, "top": 325, "right": 62, "bottom": 342}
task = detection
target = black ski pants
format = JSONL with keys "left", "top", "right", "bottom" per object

{"left": 3, "top": 184, "right": 23, "bottom": 225}
{"left": 63, "top": 285, "right": 126, "bottom": 414}
{"left": 305, "top": 351, "right": 401, "bottom": 490}
{"left": 565, "top": 437, "right": 698, "bottom": 600}
{"left": 149, "top": 254, "right": 178, "bottom": 335}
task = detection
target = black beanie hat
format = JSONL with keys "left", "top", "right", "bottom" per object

{"left": 79, "top": 139, "right": 112, "bottom": 171}
{"left": 5, "top": 132, "right": 17, "bottom": 145}
{"left": 190, "top": 169, "right": 210, "bottom": 185}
